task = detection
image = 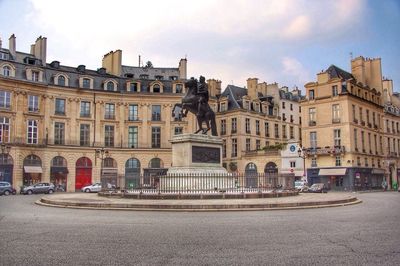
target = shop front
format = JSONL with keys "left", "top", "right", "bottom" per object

{"left": 75, "top": 157, "right": 92, "bottom": 191}
{"left": 23, "top": 155, "right": 42, "bottom": 186}
{"left": 0, "top": 154, "right": 13, "bottom": 184}
{"left": 50, "top": 156, "right": 68, "bottom": 192}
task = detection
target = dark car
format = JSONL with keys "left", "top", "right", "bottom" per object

{"left": 0, "top": 181, "right": 16, "bottom": 196}
{"left": 20, "top": 182, "right": 55, "bottom": 195}
{"left": 308, "top": 183, "right": 328, "bottom": 193}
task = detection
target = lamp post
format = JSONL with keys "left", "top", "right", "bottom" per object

{"left": 0, "top": 144, "right": 11, "bottom": 182}
{"left": 297, "top": 147, "right": 307, "bottom": 184}
{"left": 95, "top": 148, "right": 109, "bottom": 187}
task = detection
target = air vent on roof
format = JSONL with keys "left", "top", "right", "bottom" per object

{"left": 77, "top": 65, "right": 86, "bottom": 72}
{"left": 97, "top": 67, "right": 106, "bottom": 75}
{"left": 50, "top": 61, "right": 60, "bottom": 68}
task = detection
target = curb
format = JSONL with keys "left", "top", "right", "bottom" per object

{"left": 35, "top": 197, "right": 361, "bottom": 212}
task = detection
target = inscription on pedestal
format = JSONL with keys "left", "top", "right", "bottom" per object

{"left": 192, "top": 146, "right": 220, "bottom": 163}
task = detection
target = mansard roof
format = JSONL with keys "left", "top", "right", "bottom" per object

{"left": 326, "top": 65, "right": 354, "bottom": 80}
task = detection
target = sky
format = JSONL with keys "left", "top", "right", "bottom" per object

{"left": 0, "top": 0, "right": 399, "bottom": 92}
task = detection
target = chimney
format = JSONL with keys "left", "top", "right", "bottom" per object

{"left": 102, "top": 50, "right": 122, "bottom": 76}
{"left": 247, "top": 78, "right": 258, "bottom": 100}
{"left": 33, "top": 36, "right": 47, "bottom": 65}
{"left": 207, "top": 79, "right": 222, "bottom": 97}
{"left": 0, "top": 37, "right": 2, "bottom": 49}
{"left": 9, "top": 34, "right": 16, "bottom": 59}
{"left": 178, "top": 58, "right": 187, "bottom": 80}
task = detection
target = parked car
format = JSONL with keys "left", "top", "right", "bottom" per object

{"left": 0, "top": 181, "right": 16, "bottom": 196}
{"left": 308, "top": 183, "right": 328, "bottom": 193}
{"left": 20, "top": 183, "right": 55, "bottom": 195}
{"left": 294, "top": 181, "right": 308, "bottom": 192}
{"left": 81, "top": 183, "right": 102, "bottom": 193}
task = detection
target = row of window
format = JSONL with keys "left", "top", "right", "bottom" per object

{"left": 0, "top": 91, "right": 173, "bottom": 122}
{"left": 308, "top": 104, "right": 341, "bottom": 125}
{"left": 0, "top": 118, "right": 184, "bottom": 148}
{"left": 1, "top": 65, "right": 184, "bottom": 93}
{"left": 309, "top": 156, "right": 382, "bottom": 168}
{"left": 221, "top": 138, "right": 279, "bottom": 158}
{"left": 308, "top": 84, "right": 381, "bottom": 105}
{"left": 308, "top": 128, "right": 400, "bottom": 156}
{"left": 220, "top": 118, "right": 296, "bottom": 139}
{"left": 351, "top": 104, "right": 382, "bottom": 129}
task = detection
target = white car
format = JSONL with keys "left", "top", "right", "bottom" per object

{"left": 81, "top": 183, "right": 102, "bottom": 193}
{"left": 294, "top": 181, "right": 308, "bottom": 192}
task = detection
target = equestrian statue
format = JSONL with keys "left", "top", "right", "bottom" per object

{"left": 172, "top": 76, "right": 218, "bottom": 136}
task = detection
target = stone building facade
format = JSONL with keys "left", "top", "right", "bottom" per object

{"left": 0, "top": 35, "right": 196, "bottom": 191}
{"left": 301, "top": 56, "right": 400, "bottom": 190}
{"left": 208, "top": 78, "right": 303, "bottom": 180}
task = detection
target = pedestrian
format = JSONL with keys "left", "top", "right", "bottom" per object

{"left": 382, "top": 180, "right": 387, "bottom": 191}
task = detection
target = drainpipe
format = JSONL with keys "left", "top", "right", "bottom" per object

{"left": 93, "top": 92, "right": 96, "bottom": 147}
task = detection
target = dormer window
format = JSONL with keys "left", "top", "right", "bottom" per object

{"left": 309, "top": 89, "right": 315, "bottom": 100}
{"left": 107, "top": 81, "right": 114, "bottom": 91}
{"left": 58, "top": 75, "right": 65, "bottom": 86}
{"left": 140, "top": 74, "right": 148, "bottom": 79}
{"left": 32, "top": 71, "right": 39, "bottom": 82}
{"left": 155, "top": 75, "right": 164, "bottom": 80}
{"left": 129, "top": 82, "right": 139, "bottom": 92}
{"left": 169, "top": 76, "right": 178, "bottom": 81}
{"left": 220, "top": 102, "right": 226, "bottom": 112}
{"left": 153, "top": 84, "right": 160, "bottom": 93}
{"left": 125, "top": 73, "right": 134, "bottom": 78}
{"left": 0, "top": 52, "right": 9, "bottom": 60}
{"left": 82, "top": 78, "right": 90, "bottom": 88}
{"left": 175, "top": 84, "right": 183, "bottom": 93}
{"left": 2, "top": 66, "right": 10, "bottom": 76}
{"left": 1, "top": 64, "right": 15, "bottom": 77}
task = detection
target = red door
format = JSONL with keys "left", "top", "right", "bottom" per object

{"left": 75, "top": 157, "right": 92, "bottom": 190}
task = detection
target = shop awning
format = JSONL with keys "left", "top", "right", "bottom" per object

{"left": 101, "top": 168, "right": 118, "bottom": 174}
{"left": 24, "top": 166, "right": 43, "bottom": 173}
{"left": 50, "top": 167, "right": 69, "bottom": 174}
{"left": 371, "top": 168, "right": 385, "bottom": 175}
{"left": 318, "top": 168, "right": 346, "bottom": 176}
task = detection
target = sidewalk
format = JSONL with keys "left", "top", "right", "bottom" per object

{"left": 37, "top": 192, "right": 361, "bottom": 212}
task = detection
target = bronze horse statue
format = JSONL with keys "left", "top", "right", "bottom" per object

{"left": 172, "top": 77, "right": 218, "bottom": 136}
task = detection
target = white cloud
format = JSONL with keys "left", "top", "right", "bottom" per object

{"left": 281, "top": 56, "right": 311, "bottom": 88}
{"left": 14, "top": 0, "right": 367, "bottom": 88}
{"left": 283, "top": 15, "right": 312, "bottom": 39}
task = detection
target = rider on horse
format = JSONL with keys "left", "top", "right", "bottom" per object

{"left": 196, "top": 76, "right": 209, "bottom": 116}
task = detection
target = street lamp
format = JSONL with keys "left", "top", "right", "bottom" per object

{"left": 297, "top": 147, "right": 307, "bottom": 183}
{"left": 95, "top": 148, "right": 110, "bottom": 188}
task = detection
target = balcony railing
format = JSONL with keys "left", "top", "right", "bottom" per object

{"left": 309, "top": 121, "right": 316, "bottom": 126}
{"left": 368, "top": 123, "right": 372, "bottom": 128}
{"left": 360, "top": 121, "right": 365, "bottom": 126}
{"left": 332, "top": 118, "right": 341, "bottom": 123}
{"left": 304, "top": 145, "right": 346, "bottom": 156}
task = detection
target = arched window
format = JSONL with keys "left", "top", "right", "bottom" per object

{"left": 103, "top": 157, "right": 117, "bottom": 168}
{"left": 153, "top": 84, "right": 160, "bottom": 93}
{"left": 2, "top": 66, "right": 10, "bottom": 76}
{"left": 149, "top": 158, "right": 163, "bottom": 168}
{"left": 58, "top": 75, "right": 65, "bottom": 86}
{"left": 23, "top": 154, "right": 42, "bottom": 166}
{"left": 126, "top": 158, "right": 140, "bottom": 169}
{"left": 51, "top": 156, "right": 67, "bottom": 167}
{"left": 107, "top": 81, "right": 115, "bottom": 91}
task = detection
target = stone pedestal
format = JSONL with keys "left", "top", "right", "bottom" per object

{"left": 168, "top": 134, "right": 228, "bottom": 175}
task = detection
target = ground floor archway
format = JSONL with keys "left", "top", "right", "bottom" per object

{"left": 75, "top": 157, "right": 92, "bottom": 190}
